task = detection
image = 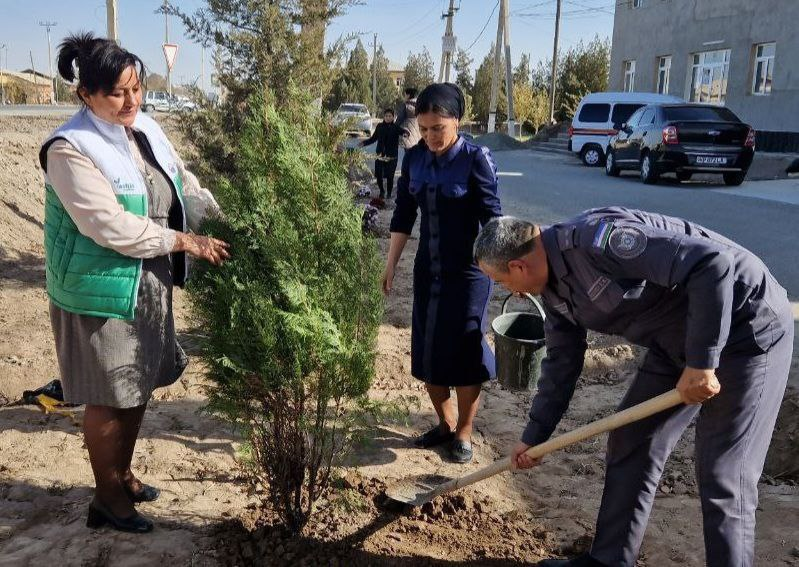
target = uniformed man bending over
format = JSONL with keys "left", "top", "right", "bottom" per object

{"left": 473, "top": 208, "right": 793, "bottom": 567}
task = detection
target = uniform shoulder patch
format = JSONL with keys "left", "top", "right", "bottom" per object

{"left": 592, "top": 221, "right": 614, "bottom": 251}
{"left": 608, "top": 226, "right": 648, "bottom": 259}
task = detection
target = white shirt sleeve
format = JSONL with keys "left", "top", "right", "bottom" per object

{"left": 45, "top": 139, "right": 178, "bottom": 259}
{"left": 167, "top": 141, "right": 222, "bottom": 232}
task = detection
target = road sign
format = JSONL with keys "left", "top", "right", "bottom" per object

{"left": 162, "top": 43, "right": 179, "bottom": 71}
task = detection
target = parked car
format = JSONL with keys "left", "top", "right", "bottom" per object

{"left": 142, "top": 90, "right": 176, "bottom": 113}
{"left": 605, "top": 103, "right": 756, "bottom": 186}
{"left": 569, "top": 91, "right": 683, "bottom": 166}
{"left": 332, "top": 103, "right": 372, "bottom": 136}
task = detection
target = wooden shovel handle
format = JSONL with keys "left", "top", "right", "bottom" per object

{"left": 431, "top": 388, "right": 683, "bottom": 499}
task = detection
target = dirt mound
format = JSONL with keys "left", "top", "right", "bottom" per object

{"left": 218, "top": 473, "right": 554, "bottom": 566}
{"left": 474, "top": 132, "right": 527, "bottom": 152}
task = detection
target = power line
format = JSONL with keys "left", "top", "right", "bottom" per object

{"left": 463, "top": 1, "right": 500, "bottom": 53}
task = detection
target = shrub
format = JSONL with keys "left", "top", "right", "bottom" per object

{"left": 188, "top": 89, "right": 383, "bottom": 532}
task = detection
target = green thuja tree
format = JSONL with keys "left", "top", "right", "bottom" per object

{"left": 188, "top": 89, "right": 383, "bottom": 533}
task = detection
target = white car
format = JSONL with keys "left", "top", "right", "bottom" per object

{"left": 332, "top": 103, "right": 372, "bottom": 136}
{"left": 142, "top": 90, "right": 177, "bottom": 113}
{"left": 569, "top": 92, "right": 683, "bottom": 166}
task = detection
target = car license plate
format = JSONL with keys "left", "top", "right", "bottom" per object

{"left": 696, "top": 156, "right": 727, "bottom": 165}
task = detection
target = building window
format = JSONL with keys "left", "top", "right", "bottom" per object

{"left": 752, "top": 42, "right": 775, "bottom": 95}
{"left": 632, "top": 0, "right": 643, "bottom": 7}
{"left": 657, "top": 56, "right": 671, "bottom": 94}
{"left": 690, "top": 49, "right": 730, "bottom": 104}
{"left": 623, "top": 60, "right": 636, "bottom": 92}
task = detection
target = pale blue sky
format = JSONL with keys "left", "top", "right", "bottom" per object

{"left": 0, "top": 0, "right": 615, "bottom": 89}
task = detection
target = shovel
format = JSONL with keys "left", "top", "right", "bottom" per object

{"left": 386, "top": 388, "right": 683, "bottom": 507}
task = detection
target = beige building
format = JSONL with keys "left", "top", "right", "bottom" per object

{"left": 0, "top": 70, "right": 52, "bottom": 104}
{"left": 388, "top": 67, "right": 405, "bottom": 92}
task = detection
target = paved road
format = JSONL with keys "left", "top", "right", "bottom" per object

{"left": 492, "top": 149, "right": 799, "bottom": 299}
{"left": 0, "top": 105, "right": 79, "bottom": 117}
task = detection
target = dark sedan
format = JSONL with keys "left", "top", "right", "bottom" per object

{"left": 605, "top": 104, "right": 755, "bottom": 186}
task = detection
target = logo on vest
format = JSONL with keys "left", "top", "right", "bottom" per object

{"left": 112, "top": 177, "right": 138, "bottom": 194}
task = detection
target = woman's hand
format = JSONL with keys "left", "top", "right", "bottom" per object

{"left": 175, "top": 232, "right": 230, "bottom": 266}
{"left": 510, "top": 441, "right": 542, "bottom": 471}
{"left": 381, "top": 264, "right": 395, "bottom": 296}
{"left": 676, "top": 366, "right": 720, "bottom": 404}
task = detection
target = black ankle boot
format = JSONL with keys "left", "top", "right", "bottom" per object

{"left": 537, "top": 553, "right": 607, "bottom": 567}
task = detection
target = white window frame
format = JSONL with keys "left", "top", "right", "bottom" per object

{"left": 689, "top": 49, "right": 730, "bottom": 104}
{"left": 623, "top": 60, "right": 636, "bottom": 92}
{"left": 632, "top": 0, "right": 643, "bottom": 7}
{"left": 751, "top": 42, "right": 775, "bottom": 96}
{"left": 657, "top": 55, "right": 671, "bottom": 95}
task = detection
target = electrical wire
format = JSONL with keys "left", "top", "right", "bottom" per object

{"left": 463, "top": 0, "right": 500, "bottom": 53}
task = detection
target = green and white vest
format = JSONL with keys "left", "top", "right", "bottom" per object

{"left": 40, "top": 107, "right": 187, "bottom": 320}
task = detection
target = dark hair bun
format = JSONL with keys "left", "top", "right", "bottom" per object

{"left": 57, "top": 32, "right": 97, "bottom": 83}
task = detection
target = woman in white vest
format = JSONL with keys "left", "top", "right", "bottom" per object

{"left": 40, "top": 33, "right": 230, "bottom": 533}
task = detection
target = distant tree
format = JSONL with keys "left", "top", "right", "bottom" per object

{"left": 556, "top": 36, "right": 610, "bottom": 119}
{"left": 530, "top": 35, "right": 610, "bottom": 121}
{"left": 472, "top": 43, "right": 507, "bottom": 125}
{"left": 453, "top": 48, "right": 474, "bottom": 95}
{"left": 371, "top": 45, "right": 400, "bottom": 113}
{"left": 145, "top": 73, "right": 168, "bottom": 91}
{"left": 328, "top": 40, "right": 371, "bottom": 109}
{"left": 513, "top": 53, "right": 532, "bottom": 87}
{"left": 402, "top": 47, "right": 434, "bottom": 93}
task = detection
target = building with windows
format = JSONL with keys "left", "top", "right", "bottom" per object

{"left": 609, "top": 0, "right": 799, "bottom": 151}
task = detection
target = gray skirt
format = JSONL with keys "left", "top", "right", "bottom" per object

{"left": 49, "top": 254, "right": 187, "bottom": 408}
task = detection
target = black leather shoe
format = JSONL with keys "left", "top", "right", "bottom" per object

{"left": 537, "top": 553, "right": 607, "bottom": 567}
{"left": 125, "top": 483, "right": 161, "bottom": 503}
{"left": 449, "top": 439, "right": 473, "bottom": 463}
{"left": 86, "top": 500, "right": 154, "bottom": 533}
{"left": 414, "top": 425, "right": 455, "bottom": 448}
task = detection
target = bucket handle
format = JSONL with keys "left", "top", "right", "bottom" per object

{"left": 501, "top": 293, "right": 546, "bottom": 321}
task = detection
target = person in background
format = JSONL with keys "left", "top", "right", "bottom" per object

{"left": 360, "top": 108, "right": 402, "bottom": 199}
{"left": 384, "top": 83, "right": 502, "bottom": 464}
{"left": 397, "top": 86, "right": 421, "bottom": 149}
{"left": 40, "top": 33, "right": 230, "bottom": 533}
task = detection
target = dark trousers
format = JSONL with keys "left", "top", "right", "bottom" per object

{"left": 375, "top": 158, "right": 398, "bottom": 198}
{"left": 590, "top": 307, "right": 794, "bottom": 567}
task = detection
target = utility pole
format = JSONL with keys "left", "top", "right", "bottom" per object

{"left": 438, "top": 0, "right": 458, "bottom": 83}
{"left": 29, "top": 51, "right": 38, "bottom": 104}
{"left": 106, "top": 0, "right": 118, "bottom": 42}
{"left": 39, "top": 21, "right": 57, "bottom": 104}
{"left": 0, "top": 44, "right": 6, "bottom": 105}
{"left": 548, "top": 0, "right": 562, "bottom": 123}
{"left": 502, "top": 0, "right": 515, "bottom": 136}
{"left": 372, "top": 33, "right": 377, "bottom": 114}
{"left": 164, "top": 0, "right": 171, "bottom": 96}
{"left": 487, "top": 0, "right": 504, "bottom": 133}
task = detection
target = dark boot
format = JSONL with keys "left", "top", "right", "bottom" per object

{"left": 386, "top": 176, "right": 394, "bottom": 199}
{"left": 537, "top": 554, "right": 607, "bottom": 567}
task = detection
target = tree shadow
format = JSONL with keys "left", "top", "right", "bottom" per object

{"left": 0, "top": 247, "right": 45, "bottom": 289}
{"left": 0, "top": 399, "right": 241, "bottom": 461}
{"left": 2, "top": 200, "right": 44, "bottom": 231}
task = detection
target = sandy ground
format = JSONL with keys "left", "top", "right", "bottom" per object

{"left": 1, "top": 115, "right": 798, "bottom": 566}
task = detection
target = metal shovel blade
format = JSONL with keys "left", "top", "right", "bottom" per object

{"left": 385, "top": 474, "right": 451, "bottom": 507}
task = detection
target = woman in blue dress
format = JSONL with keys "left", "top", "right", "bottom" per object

{"left": 383, "top": 83, "right": 502, "bottom": 463}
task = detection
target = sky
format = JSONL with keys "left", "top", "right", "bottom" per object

{"left": 0, "top": 0, "right": 615, "bottom": 91}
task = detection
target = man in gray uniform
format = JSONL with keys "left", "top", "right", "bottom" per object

{"left": 473, "top": 208, "right": 793, "bottom": 567}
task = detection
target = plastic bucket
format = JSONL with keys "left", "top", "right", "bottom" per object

{"left": 491, "top": 293, "right": 547, "bottom": 392}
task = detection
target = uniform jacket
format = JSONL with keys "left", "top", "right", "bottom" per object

{"left": 522, "top": 206, "right": 789, "bottom": 445}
